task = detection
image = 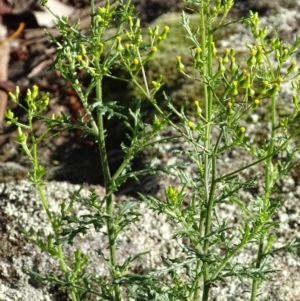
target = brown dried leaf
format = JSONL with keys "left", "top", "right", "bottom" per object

{"left": 0, "top": 0, "right": 12, "bottom": 15}
{"left": 0, "top": 22, "right": 10, "bottom": 124}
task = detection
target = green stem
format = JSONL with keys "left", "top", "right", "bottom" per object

{"left": 250, "top": 237, "right": 263, "bottom": 300}
{"left": 250, "top": 92, "right": 276, "bottom": 300}
{"left": 200, "top": 3, "right": 216, "bottom": 300}
{"left": 28, "top": 112, "right": 78, "bottom": 300}
{"left": 95, "top": 77, "right": 121, "bottom": 301}
{"left": 91, "top": 1, "right": 134, "bottom": 299}
{"left": 202, "top": 154, "right": 217, "bottom": 301}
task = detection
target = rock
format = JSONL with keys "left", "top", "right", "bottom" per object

{"left": 0, "top": 180, "right": 182, "bottom": 301}
{"left": 0, "top": 162, "right": 28, "bottom": 182}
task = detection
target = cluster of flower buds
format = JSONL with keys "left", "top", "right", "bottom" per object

{"left": 26, "top": 85, "right": 49, "bottom": 113}
{"left": 8, "top": 85, "right": 49, "bottom": 115}
{"left": 96, "top": 1, "right": 115, "bottom": 28}
{"left": 291, "top": 79, "right": 300, "bottom": 111}
{"left": 246, "top": 45, "right": 265, "bottom": 67}
{"left": 124, "top": 17, "right": 142, "bottom": 45}
{"left": 76, "top": 45, "right": 97, "bottom": 76}
{"left": 211, "top": 0, "right": 234, "bottom": 17}
{"left": 117, "top": 18, "right": 169, "bottom": 75}
{"left": 244, "top": 11, "right": 267, "bottom": 41}
{"left": 150, "top": 75, "right": 163, "bottom": 96}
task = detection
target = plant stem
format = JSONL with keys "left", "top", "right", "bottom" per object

{"left": 95, "top": 76, "right": 121, "bottom": 301}
{"left": 198, "top": 1, "right": 216, "bottom": 300}
{"left": 28, "top": 112, "right": 78, "bottom": 300}
{"left": 250, "top": 93, "right": 277, "bottom": 300}
{"left": 90, "top": 0, "right": 132, "bottom": 299}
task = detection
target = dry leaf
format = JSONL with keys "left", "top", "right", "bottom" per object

{"left": 0, "top": 22, "right": 9, "bottom": 125}
{"left": 32, "top": 0, "right": 74, "bottom": 28}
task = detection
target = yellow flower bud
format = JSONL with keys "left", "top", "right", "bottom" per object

{"left": 8, "top": 92, "right": 17, "bottom": 102}
{"left": 128, "top": 16, "right": 133, "bottom": 28}
{"left": 248, "top": 86, "right": 255, "bottom": 97}
{"left": 252, "top": 98, "right": 260, "bottom": 110}
{"left": 281, "top": 48, "right": 289, "bottom": 62}
{"left": 153, "top": 25, "right": 159, "bottom": 37}
{"left": 292, "top": 93, "right": 299, "bottom": 108}
{"left": 32, "top": 85, "right": 39, "bottom": 100}
{"left": 159, "top": 25, "right": 170, "bottom": 40}
{"left": 26, "top": 88, "right": 31, "bottom": 102}
{"left": 187, "top": 120, "right": 196, "bottom": 130}
{"left": 230, "top": 56, "right": 238, "bottom": 73}
{"left": 287, "top": 60, "right": 296, "bottom": 74}
{"left": 236, "top": 126, "right": 246, "bottom": 141}
{"left": 130, "top": 58, "right": 139, "bottom": 71}
{"left": 116, "top": 36, "right": 123, "bottom": 52}
{"left": 176, "top": 56, "right": 185, "bottom": 73}
{"left": 227, "top": 101, "right": 234, "bottom": 115}
{"left": 194, "top": 100, "right": 202, "bottom": 116}
{"left": 222, "top": 48, "right": 230, "bottom": 64}
{"left": 98, "top": 43, "right": 104, "bottom": 56}
{"left": 194, "top": 47, "right": 202, "bottom": 62}
{"left": 231, "top": 81, "right": 238, "bottom": 96}
{"left": 211, "top": 41, "right": 217, "bottom": 56}
{"left": 218, "top": 57, "right": 226, "bottom": 74}
{"left": 80, "top": 43, "right": 86, "bottom": 56}
{"left": 134, "top": 18, "right": 140, "bottom": 30}
{"left": 247, "top": 52, "right": 256, "bottom": 67}
{"left": 147, "top": 46, "right": 158, "bottom": 59}
{"left": 148, "top": 27, "right": 153, "bottom": 37}
{"left": 255, "top": 45, "right": 264, "bottom": 64}
{"left": 267, "top": 83, "right": 280, "bottom": 97}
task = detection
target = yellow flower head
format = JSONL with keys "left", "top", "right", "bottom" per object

{"left": 240, "top": 126, "right": 246, "bottom": 133}
{"left": 151, "top": 46, "right": 158, "bottom": 52}
{"left": 188, "top": 121, "right": 196, "bottom": 130}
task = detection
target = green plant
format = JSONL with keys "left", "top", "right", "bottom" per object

{"left": 6, "top": 0, "right": 300, "bottom": 300}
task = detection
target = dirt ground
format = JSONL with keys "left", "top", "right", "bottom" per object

{"left": 0, "top": 0, "right": 277, "bottom": 191}
{"left": 0, "top": 0, "right": 188, "bottom": 192}
{"left": 1, "top": 0, "right": 299, "bottom": 193}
